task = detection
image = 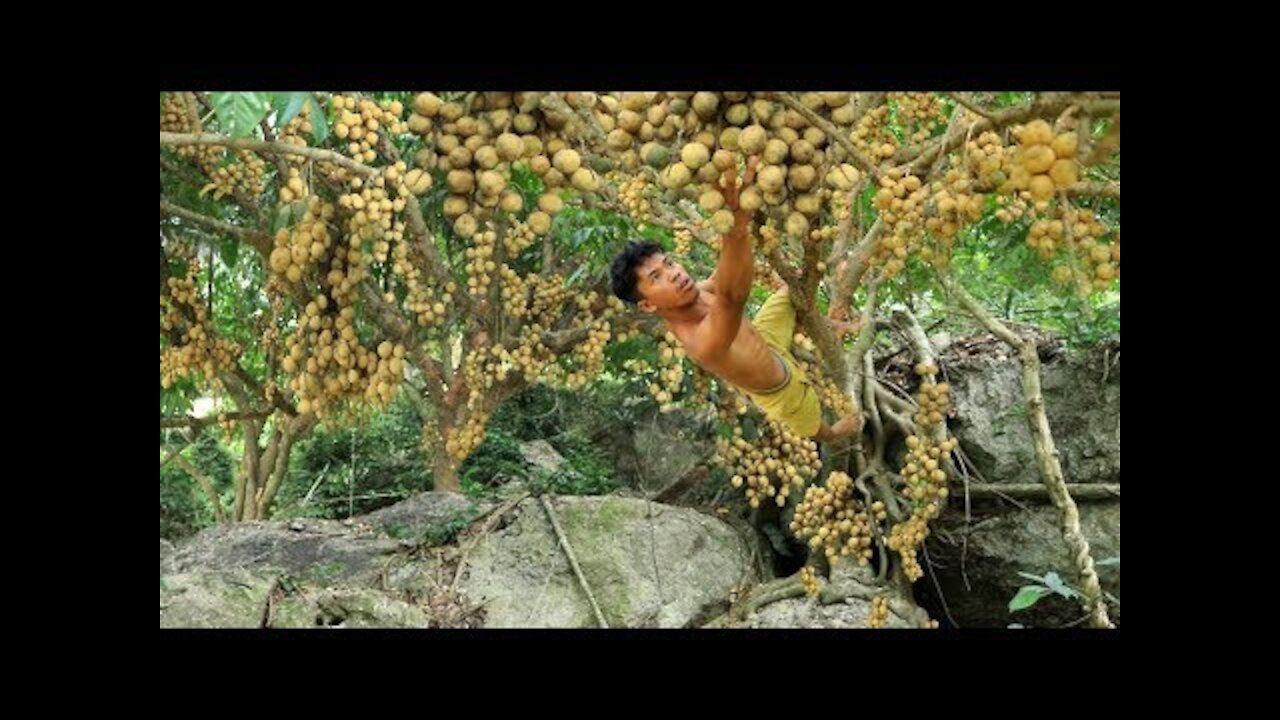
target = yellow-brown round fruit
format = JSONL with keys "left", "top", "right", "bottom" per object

{"left": 822, "top": 91, "right": 851, "bottom": 108}
{"left": 571, "top": 167, "right": 598, "bottom": 192}
{"left": 763, "top": 139, "right": 789, "bottom": 165}
{"left": 718, "top": 127, "right": 741, "bottom": 151}
{"left": 441, "top": 103, "right": 465, "bottom": 125}
{"left": 726, "top": 103, "right": 750, "bottom": 125}
{"left": 710, "top": 209, "right": 736, "bottom": 234}
{"left": 472, "top": 145, "right": 498, "bottom": 169}
{"left": 700, "top": 189, "right": 725, "bottom": 212}
{"left": 1028, "top": 174, "right": 1055, "bottom": 201}
{"left": 692, "top": 92, "right": 719, "bottom": 119}
{"left": 478, "top": 170, "right": 506, "bottom": 196}
{"left": 757, "top": 165, "right": 786, "bottom": 193}
{"left": 552, "top": 149, "right": 582, "bottom": 175}
{"left": 447, "top": 169, "right": 475, "bottom": 194}
{"left": 790, "top": 139, "right": 815, "bottom": 163}
{"left": 495, "top": 132, "right": 524, "bottom": 161}
{"left": 794, "top": 193, "right": 821, "bottom": 216}
{"left": 607, "top": 128, "right": 633, "bottom": 150}
{"left": 408, "top": 113, "right": 432, "bottom": 134}
{"left": 712, "top": 149, "right": 736, "bottom": 171}
{"left": 1008, "top": 166, "right": 1031, "bottom": 190}
{"left": 513, "top": 113, "right": 537, "bottom": 134}
{"left": 680, "top": 142, "right": 711, "bottom": 170}
{"left": 831, "top": 103, "right": 856, "bottom": 125}
{"left": 788, "top": 164, "right": 817, "bottom": 191}
{"left": 1020, "top": 119, "right": 1054, "bottom": 146}
{"left": 617, "top": 109, "right": 643, "bottom": 133}
{"left": 740, "top": 186, "right": 763, "bottom": 211}
{"left": 1022, "top": 145, "right": 1056, "bottom": 174}
{"left": 826, "top": 164, "right": 859, "bottom": 190}
{"left": 1052, "top": 131, "right": 1079, "bottom": 159}
{"left": 785, "top": 212, "right": 810, "bottom": 238}
{"left": 621, "top": 92, "right": 649, "bottom": 112}
{"left": 499, "top": 191, "right": 523, "bottom": 213}
{"left": 1049, "top": 159, "right": 1078, "bottom": 187}
{"left": 454, "top": 213, "right": 478, "bottom": 238}
{"left": 528, "top": 211, "right": 552, "bottom": 235}
{"left": 661, "top": 162, "right": 693, "bottom": 189}
{"left": 696, "top": 162, "right": 721, "bottom": 184}
{"left": 411, "top": 169, "right": 432, "bottom": 195}
{"left": 443, "top": 195, "right": 470, "bottom": 218}
{"left": 413, "top": 92, "right": 442, "bottom": 117}
{"left": 738, "top": 125, "right": 768, "bottom": 154}
{"left": 538, "top": 193, "right": 563, "bottom": 214}
{"left": 529, "top": 155, "right": 551, "bottom": 175}
{"left": 269, "top": 247, "right": 291, "bottom": 273}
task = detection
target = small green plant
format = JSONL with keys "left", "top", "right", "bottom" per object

{"left": 1008, "top": 557, "right": 1120, "bottom": 625}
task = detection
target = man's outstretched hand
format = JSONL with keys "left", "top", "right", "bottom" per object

{"left": 719, "top": 155, "right": 759, "bottom": 222}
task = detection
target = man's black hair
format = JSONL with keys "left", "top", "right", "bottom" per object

{"left": 610, "top": 240, "right": 664, "bottom": 304}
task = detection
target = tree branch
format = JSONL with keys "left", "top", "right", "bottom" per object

{"left": 160, "top": 132, "right": 376, "bottom": 177}
{"left": 946, "top": 93, "right": 998, "bottom": 123}
{"left": 173, "top": 453, "right": 227, "bottom": 523}
{"left": 541, "top": 495, "right": 609, "bottom": 628}
{"left": 160, "top": 411, "right": 272, "bottom": 428}
{"left": 160, "top": 198, "right": 271, "bottom": 257}
{"left": 965, "top": 483, "right": 1119, "bottom": 502}
{"left": 1063, "top": 181, "right": 1120, "bottom": 200}
{"left": 900, "top": 93, "right": 1120, "bottom": 176}
{"left": 772, "top": 92, "right": 881, "bottom": 182}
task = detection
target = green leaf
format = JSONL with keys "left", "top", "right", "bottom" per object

{"left": 211, "top": 92, "right": 272, "bottom": 138}
{"left": 741, "top": 415, "right": 759, "bottom": 441}
{"left": 1009, "top": 586, "right": 1052, "bottom": 612}
{"left": 220, "top": 238, "right": 239, "bottom": 269}
{"left": 308, "top": 97, "right": 328, "bottom": 144}
{"left": 275, "top": 92, "right": 309, "bottom": 128}
{"left": 1096, "top": 556, "right": 1120, "bottom": 568}
{"left": 1041, "top": 572, "right": 1080, "bottom": 599}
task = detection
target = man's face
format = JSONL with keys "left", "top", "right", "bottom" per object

{"left": 634, "top": 253, "right": 696, "bottom": 312}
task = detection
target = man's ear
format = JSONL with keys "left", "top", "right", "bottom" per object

{"left": 637, "top": 297, "right": 656, "bottom": 313}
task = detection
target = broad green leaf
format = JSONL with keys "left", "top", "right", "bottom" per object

{"left": 1009, "top": 586, "right": 1052, "bottom": 612}
{"left": 308, "top": 97, "right": 328, "bottom": 144}
{"left": 275, "top": 92, "right": 309, "bottom": 128}
{"left": 211, "top": 92, "right": 272, "bottom": 138}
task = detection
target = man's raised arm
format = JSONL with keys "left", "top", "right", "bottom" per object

{"left": 710, "top": 157, "right": 759, "bottom": 305}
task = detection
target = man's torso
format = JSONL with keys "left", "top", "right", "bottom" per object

{"left": 668, "top": 288, "right": 787, "bottom": 394}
